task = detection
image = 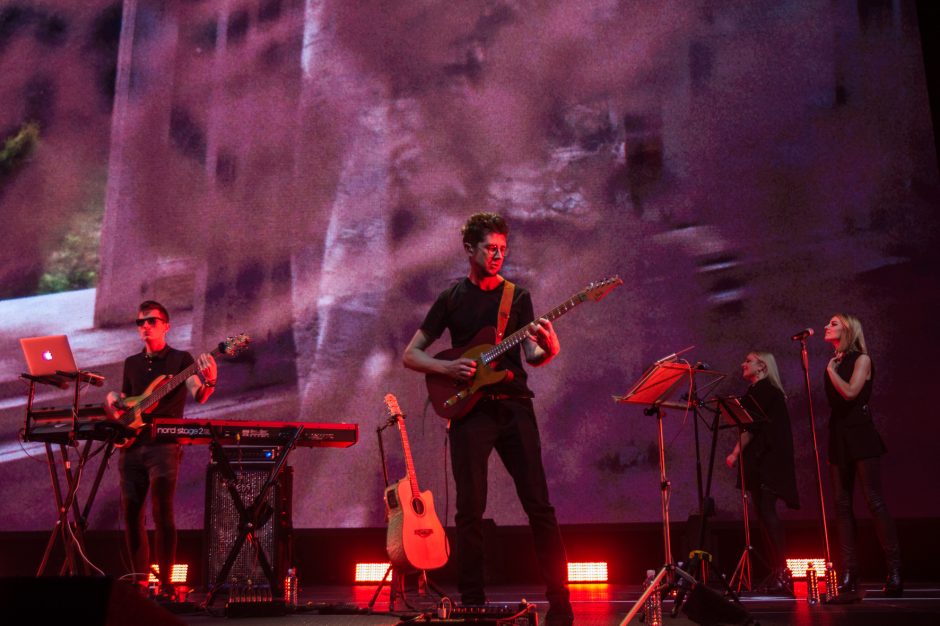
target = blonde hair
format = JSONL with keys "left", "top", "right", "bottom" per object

{"left": 750, "top": 351, "right": 784, "bottom": 394}
{"left": 833, "top": 313, "right": 868, "bottom": 354}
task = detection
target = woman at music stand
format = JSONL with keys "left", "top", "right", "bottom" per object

{"left": 726, "top": 352, "right": 800, "bottom": 593}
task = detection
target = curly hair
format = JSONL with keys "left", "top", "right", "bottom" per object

{"left": 460, "top": 212, "right": 508, "bottom": 247}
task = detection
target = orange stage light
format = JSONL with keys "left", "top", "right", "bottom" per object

{"left": 148, "top": 563, "right": 189, "bottom": 584}
{"left": 567, "top": 561, "right": 609, "bottom": 583}
{"left": 355, "top": 562, "right": 392, "bottom": 583}
{"left": 785, "top": 558, "right": 826, "bottom": 579}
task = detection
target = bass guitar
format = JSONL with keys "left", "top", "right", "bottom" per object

{"left": 104, "top": 333, "right": 250, "bottom": 447}
{"left": 426, "top": 276, "right": 622, "bottom": 420}
{"left": 383, "top": 393, "right": 449, "bottom": 572}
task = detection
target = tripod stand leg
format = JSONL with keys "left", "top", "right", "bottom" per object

{"left": 367, "top": 564, "right": 394, "bottom": 611}
{"left": 729, "top": 545, "right": 753, "bottom": 593}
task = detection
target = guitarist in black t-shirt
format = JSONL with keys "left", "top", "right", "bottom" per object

{"left": 403, "top": 213, "right": 574, "bottom": 626}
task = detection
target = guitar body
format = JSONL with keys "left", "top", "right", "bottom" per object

{"left": 426, "top": 326, "right": 514, "bottom": 421}
{"left": 385, "top": 479, "right": 449, "bottom": 572}
{"left": 109, "top": 375, "right": 175, "bottom": 448}
{"left": 423, "top": 276, "right": 623, "bottom": 420}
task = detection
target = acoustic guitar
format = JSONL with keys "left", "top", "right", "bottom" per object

{"left": 425, "top": 276, "right": 622, "bottom": 420}
{"left": 104, "top": 333, "right": 250, "bottom": 447}
{"left": 383, "top": 393, "right": 449, "bottom": 572}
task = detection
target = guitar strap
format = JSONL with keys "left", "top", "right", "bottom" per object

{"left": 495, "top": 279, "right": 515, "bottom": 343}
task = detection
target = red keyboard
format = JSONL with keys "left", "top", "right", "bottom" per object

{"left": 151, "top": 418, "right": 358, "bottom": 448}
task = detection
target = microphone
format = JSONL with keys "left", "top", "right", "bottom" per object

{"left": 693, "top": 361, "right": 711, "bottom": 370}
{"left": 790, "top": 328, "right": 814, "bottom": 341}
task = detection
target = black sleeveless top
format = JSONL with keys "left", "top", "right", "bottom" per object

{"left": 823, "top": 350, "right": 886, "bottom": 464}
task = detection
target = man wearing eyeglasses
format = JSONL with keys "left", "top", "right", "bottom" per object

{"left": 106, "top": 300, "right": 217, "bottom": 599}
{"left": 403, "top": 213, "right": 573, "bottom": 626}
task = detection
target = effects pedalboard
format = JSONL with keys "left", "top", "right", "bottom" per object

{"left": 421, "top": 601, "right": 539, "bottom": 625}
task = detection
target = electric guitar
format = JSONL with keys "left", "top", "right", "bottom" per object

{"left": 104, "top": 333, "right": 250, "bottom": 448}
{"left": 383, "top": 393, "right": 449, "bottom": 572}
{"left": 426, "top": 276, "right": 623, "bottom": 420}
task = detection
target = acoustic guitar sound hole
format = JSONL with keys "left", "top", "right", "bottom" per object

{"left": 411, "top": 498, "right": 425, "bottom": 515}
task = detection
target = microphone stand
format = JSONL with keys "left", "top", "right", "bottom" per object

{"left": 797, "top": 337, "right": 837, "bottom": 600}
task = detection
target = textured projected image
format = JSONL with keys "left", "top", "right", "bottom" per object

{"left": 1, "top": 1, "right": 938, "bottom": 536}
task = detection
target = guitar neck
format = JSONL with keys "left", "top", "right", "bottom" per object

{"left": 397, "top": 418, "right": 421, "bottom": 499}
{"left": 480, "top": 292, "right": 587, "bottom": 364}
{"left": 122, "top": 346, "right": 220, "bottom": 422}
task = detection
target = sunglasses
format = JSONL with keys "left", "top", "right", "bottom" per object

{"left": 136, "top": 316, "right": 168, "bottom": 327}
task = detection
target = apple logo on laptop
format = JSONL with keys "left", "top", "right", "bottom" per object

{"left": 42, "top": 350, "right": 53, "bottom": 361}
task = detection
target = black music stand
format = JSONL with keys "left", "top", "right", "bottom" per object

{"left": 614, "top": 357, "right": 752, "bottom": 626}
{"left": 203, "top": 424, "right": 302, "bottom": 608}
{"left": 20, "top": 371, "right": 119, "bottom": 577}
{"left": 672, "top": 382, "right": 751, "bottom": 621}
{"left": 614, "top": 359, "right": 700, "bottom": 624}
{"left": 709, "top": 395, "right": 766, "bottom": 593}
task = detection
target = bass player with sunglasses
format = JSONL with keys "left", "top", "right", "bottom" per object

{"left": 105, "top": 300, "right": 218, "bottom": 600}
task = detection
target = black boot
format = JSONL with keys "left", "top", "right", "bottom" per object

{"left": 837, "top": 570, "right": 858, "bottom": 595}
{"left": 883, "top": 568, "right": 903, "bottom": 598}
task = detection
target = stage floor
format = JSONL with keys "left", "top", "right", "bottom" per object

{"left": 170, "top": 581, "right": 940, "bottom": 626}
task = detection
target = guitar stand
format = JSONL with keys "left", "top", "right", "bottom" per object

{"left": 367, "top": 565, "right": 445, "bottom": 613}
{"left": 203, "top": 425, "right": 302, "bottom": 608}
{"left": 369, "top": 415, "right": 447, "bottom": 614}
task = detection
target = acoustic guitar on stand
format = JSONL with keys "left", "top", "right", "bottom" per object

{"left": 426, "top": 276, "right": 623, "bottom": 420}
{"left": 383, "top": 393, "right": 449, "bottom": 572}
{"left": 103, "top": 333, "right": 250, "bottom": 448}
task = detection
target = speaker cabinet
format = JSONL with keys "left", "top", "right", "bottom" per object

{"left": 204, "top": 459, "right": 292, "bottom": 589}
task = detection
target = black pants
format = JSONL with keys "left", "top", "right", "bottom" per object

{"left": 448, "top": 398, "right": 570, "bottom": 611}
{"left": 829, "top": 457, "right": 901, "bottom": 573}
{"left": 750, "top": 485, "right": 785, "bottom": 573}
{"left": 119, "top": 443, "right": 182, "bottom": 587}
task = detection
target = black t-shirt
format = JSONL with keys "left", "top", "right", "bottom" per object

{"left": 420, "top": 278, "right": 535, "bottom": 397}
{"left": 122, "top": 345, "right": 195, "bottom": 424}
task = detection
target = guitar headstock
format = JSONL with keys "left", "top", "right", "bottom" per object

{"left": 581, "top": 276, "right": 623, "bottom": 302}
{"left": 219, "top": 333, "right": 251, "bottom": 357}
{"left": 384, "top": 393, "right": 403, "bottom": 420}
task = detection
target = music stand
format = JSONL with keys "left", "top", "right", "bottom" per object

{"left": 614, "top": 358, "right": 701, "bottom": 625}
{"left": 615, "top": 358, "right": 753, "bottom": 626}
{"left": 615, "top": 360, "right": 689, "bottom": 566}
{"left": 710, "top": 395, "right": 766, "bottom": 592}
{"left": 671, "top": 387, "right": 751, "bottom": 620}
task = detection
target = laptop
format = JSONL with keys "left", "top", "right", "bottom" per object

{"left": 19, "top": 335, "right": 79, "bottom": 377}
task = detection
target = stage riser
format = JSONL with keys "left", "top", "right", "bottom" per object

{"left": 2, "top": 519, "right": 936, "bottom": 585}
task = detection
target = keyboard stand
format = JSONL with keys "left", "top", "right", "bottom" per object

{"left": 21, "top": 374, "right": 117, "bottom": 576}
